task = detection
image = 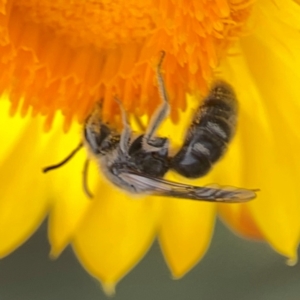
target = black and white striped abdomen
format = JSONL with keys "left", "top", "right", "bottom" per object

{"left": 171, "top": 81, "right": 238, "bottom": 178}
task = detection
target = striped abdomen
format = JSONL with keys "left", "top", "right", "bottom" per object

{"left": 171, "top": 81, "right": 238, "bottom": 178}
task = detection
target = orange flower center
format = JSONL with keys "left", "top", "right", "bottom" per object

{"left": 0, "top": 0, "right": 253, "bottom": 131}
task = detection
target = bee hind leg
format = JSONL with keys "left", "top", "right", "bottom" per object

{"left": 114, "top": 96, "right": 132, "bottom": 154}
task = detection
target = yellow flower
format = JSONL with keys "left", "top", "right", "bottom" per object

{"left": 0, "top": 0, "right": 300, "bottom": 294}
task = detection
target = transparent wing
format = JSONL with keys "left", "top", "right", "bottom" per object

{"left": 119, "top": 171, "right": 257, "bottom": 203}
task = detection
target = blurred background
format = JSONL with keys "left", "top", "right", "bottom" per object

{"left": 0, "top": 219, "right": 299, "bottom": 300}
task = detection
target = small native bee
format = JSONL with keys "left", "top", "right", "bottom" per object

{"left": 43, "top": 53, "right": 257, "bottom": 202}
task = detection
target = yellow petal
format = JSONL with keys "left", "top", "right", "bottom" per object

{"left": 0, "top": 97, "right": 96, "bottom": 257}
{"left": 218, "top": 8, "right": 300, "bottom": 257}
{"left": 72, "top": 178, "right": 161, "bottom": 292}
{"left": 0, "top": 99, "right": 49, "bottom": 257}
{"left": 45, "top": 122, "right": 93, "bottom": 257}
{"left": 159, "top": 174, "right": 216, "bottom": 278}
{"left": 218, "top": 204, "right": 263, "bottom": 239}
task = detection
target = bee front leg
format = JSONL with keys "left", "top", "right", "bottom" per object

{"left": 143, "top": 51, "right": 169, "bottom": 149}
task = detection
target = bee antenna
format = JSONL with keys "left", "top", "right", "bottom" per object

{"left": 83, "top": 159, "right": 94, "bottom": 199}
{"left": 42, "top": 142, "right": 83, "bottom": 173}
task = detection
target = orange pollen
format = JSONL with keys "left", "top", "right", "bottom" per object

{"left": 0, "top": 0, "right": 253, "bottom": 131}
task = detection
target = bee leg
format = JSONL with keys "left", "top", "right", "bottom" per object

{"left": 114, "top": 96, "right": 132, "bottom": 154}
{"left": 143, "top": 51, "right": 169, "bottom": 146}
{"left": 82, "top": 159, "right": 93, "bottom": 199}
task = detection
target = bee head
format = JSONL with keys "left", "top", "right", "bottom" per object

{"left": 84, "top": 121, "right": 120, "bottom": 155}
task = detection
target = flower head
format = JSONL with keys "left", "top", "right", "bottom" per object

{"left": 1, "top": 0, "right": 300, "bottom": 294}
{"left": 1, "top": 0, "right": 252, "bottom": 129}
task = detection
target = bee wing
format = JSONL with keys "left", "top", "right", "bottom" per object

{"left": 119, "top": 171, "right": 257, "bottom": 203}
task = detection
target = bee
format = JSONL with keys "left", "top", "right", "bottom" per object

{"left": 43, "top": 53, "right": 257, "bottom": 202}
